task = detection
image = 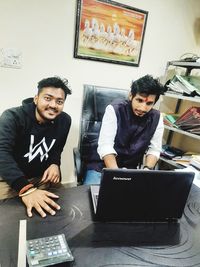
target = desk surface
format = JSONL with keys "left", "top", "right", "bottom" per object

{"left": 0, "top": 185, "right": 200, "bottom": 267}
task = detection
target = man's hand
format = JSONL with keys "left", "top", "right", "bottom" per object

{"left": 41, "top": 164, "right": 60, "bottom": 184}
{"left": 21, "top": 189, "right": 60, "bottom": 218}
{"left": 144, "top": 154, "right": 158, "bottom": 170}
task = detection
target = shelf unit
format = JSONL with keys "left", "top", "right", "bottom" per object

{"left": 165, "top": 60, "right": 200, "bottom": 75}
{"left": 159, "top": 60, "right": 200, "bottom": 169}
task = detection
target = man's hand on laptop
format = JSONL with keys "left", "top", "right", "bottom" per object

{"left": 143, "top": 165, "right": 154, "bottom": 170}
{"left": 103, "top": 154, "right": 118, "bottom": 169}
{"left": 21, "top": 189, "right": 61, "bottom": 218}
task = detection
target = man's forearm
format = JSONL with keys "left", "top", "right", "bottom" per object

{"left": 103, "top": 154, "right": 118, "bottom": 169}
{"left": 144, "top": 154, "right": 158, "bottom": 169}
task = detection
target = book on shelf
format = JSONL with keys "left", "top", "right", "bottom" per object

{"left": 162, "top": 113, "right": 179, "bottom": 128}
{"left": 175, "top": 106, "right": 200, "bottom": 135}
{"left": 163, "top": 107, "right": 200, "bottom": 135}
{"left": 166, "top": 75, "right": 200, "bottom": 97}
{"left": 161, "top": 144, "right": 184, "bottom": 159}
{"left": 161, "top": 145, "right": 200, "bottom": 168}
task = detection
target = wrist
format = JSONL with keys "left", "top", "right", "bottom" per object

{"left": 19, "top": 184, "right": 34, "bottom": 195}
{"left": 19, "top": 187, "right": 37, "bottom": 197}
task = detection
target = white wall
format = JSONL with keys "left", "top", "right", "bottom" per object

{"left": 0, "top": 0, "right": 199, "bottom": 183}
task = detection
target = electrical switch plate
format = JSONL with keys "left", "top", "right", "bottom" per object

{"left": 0, "top": 48, "right": 22, "bottom": 69}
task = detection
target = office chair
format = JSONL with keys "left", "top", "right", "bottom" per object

{"left": 73, "top": 84, "right": 129, "bottom": 184}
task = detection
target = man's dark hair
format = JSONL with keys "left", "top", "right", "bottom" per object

{"left": 130, "top": 75, "right": 166, "bottom": 103}
{"left": 37, "top": 76, "right": 72, "bottom": 99}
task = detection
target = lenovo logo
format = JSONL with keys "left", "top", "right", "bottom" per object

{"left": 113, "top": 177, "right": 132, "bottom": 181}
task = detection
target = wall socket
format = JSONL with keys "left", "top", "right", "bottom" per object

{"left": 0, "top": 48, "right": 22, "bottom": 69}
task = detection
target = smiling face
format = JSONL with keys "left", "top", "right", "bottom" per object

{"left": 34, "top": 87, "right": 65, "bottom": 123}
{"left": 129, "top": 93, "right": 156, "bottom": 117}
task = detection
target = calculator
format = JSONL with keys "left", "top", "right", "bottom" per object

{"left": 26, "top": 234, "right": 74, "bottom": 267}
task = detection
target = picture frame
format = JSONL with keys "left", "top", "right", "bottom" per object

{"left": 74, "top": 0, "right": 148, "bottom": 67}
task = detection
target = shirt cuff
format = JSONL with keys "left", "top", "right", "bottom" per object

{"left": 11, "top": 176, "right": 31, "bottom": 193}
{"left": 146, "top": 149, "right": 160, "bottom": 160}
{"left": 98, "top": 146, "right": 117, "bottom": 160}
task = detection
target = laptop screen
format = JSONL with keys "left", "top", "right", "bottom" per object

{"left": 91, "top": 168, "right": 194, "bottom": 222}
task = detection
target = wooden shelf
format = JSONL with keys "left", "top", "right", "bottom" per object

{"left": 163, "top": 92, "right": 200, "bottom": 103}
{"left": 164, "top": 125, "right": 200, "bottom": 140}
{"left": 168, "top": 60, "right": 200, "bottom": 70}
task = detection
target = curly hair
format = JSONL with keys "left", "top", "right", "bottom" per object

{"left": 37, "top": 76, "right": 72, "bottom": 99}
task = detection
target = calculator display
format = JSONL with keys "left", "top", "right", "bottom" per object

{"left": 26, "top": 234, "right": 74, "bottom": 267}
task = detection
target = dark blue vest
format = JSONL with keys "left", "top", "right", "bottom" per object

{"left": 87, "top": 100, "right": 160, "bottom": 171}
{"left": 112, "top": 100, "right": 160, "bottom": 168}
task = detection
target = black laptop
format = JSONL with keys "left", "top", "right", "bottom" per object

{"left": 90, "top": 168, "right": 194, "bottom": 222}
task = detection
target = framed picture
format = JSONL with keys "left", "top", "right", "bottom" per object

{"left": 74, "top": 0, "right": 148, "bottom": 67}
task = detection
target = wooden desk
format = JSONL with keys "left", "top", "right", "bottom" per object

{"left": 0, "top": 185, "right": 200, "bottom": 267}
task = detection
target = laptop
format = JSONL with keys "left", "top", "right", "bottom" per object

{"left": 90, "top": 168, "right": 194, "bottom": 222}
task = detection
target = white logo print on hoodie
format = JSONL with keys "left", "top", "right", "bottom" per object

{"left": 24, "top": 135, "right": 56, "bottom": 162}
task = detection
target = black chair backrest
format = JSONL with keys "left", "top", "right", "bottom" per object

{"left": 78, "top": 84, "right": 129, "bottom": 175}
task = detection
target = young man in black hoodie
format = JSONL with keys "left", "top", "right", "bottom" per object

{"left": 0, "top": 76, "right": 71, "bottom": 218}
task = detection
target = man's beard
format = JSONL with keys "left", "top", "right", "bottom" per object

{"left": 36, "top": 107, "right": 58, "bottom": 122}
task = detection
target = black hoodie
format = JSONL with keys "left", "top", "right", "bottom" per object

{"left": 0, "top": 98, "right": 71, "bottom": 192}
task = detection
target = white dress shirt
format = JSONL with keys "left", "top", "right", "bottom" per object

{"left": 97, "top": 104, "right": 164, "bottom": 160}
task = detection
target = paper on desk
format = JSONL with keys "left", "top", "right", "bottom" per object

{"left": 175, "top": 166, "right": 200, "bottom": 188}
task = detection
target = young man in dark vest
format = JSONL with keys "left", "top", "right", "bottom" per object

{"left": 83, "top": 74, "right": 166, "bottom": 184}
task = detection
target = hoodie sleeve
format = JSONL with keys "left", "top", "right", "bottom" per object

{"left": 0, "top": 109, "right": 31, "bottom": 192}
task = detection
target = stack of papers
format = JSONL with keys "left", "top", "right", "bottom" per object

{"left": 190, "top": 156, "right": 200, "bottom": 170}
{"left": 173, "top": 153, "right": 200, "bottom": 167}
{"left": 166, "top": 75, "right": 200, "bottom": 97}
{"left": 173, "top": 155, "right": 192, "bottom": 167}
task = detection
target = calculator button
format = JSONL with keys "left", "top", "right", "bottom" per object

{"left": 31, "top": 259, "right": 39, "bottom": 266}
